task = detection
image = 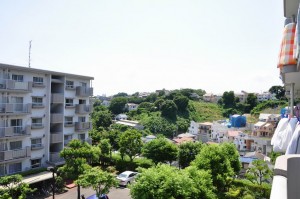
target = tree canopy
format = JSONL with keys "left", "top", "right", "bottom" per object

{"left": 109, "top": 97, "right": 128, "bottom": 114}
{"left": 119, "top": 129, "right": 143, "bottom": 161}
{"left": 178, "top": 141, "right": 202, "bottom": 169}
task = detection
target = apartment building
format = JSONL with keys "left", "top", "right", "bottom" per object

{"left": 0, "top": 63, "right": 93, "bottom": 176}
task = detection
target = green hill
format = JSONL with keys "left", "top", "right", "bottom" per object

{"left": 190, "top": 101, "right": 224, "bottom": 122}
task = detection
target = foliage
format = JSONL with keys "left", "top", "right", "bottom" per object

{"left": 92, "top": 109, "right": 113, "bottom": 129}
{"left": 245, "top": 160, "right": 273, "bottom": 185}
{"left": 220, "top": 143, "right": 241, "bottom": 175}
{"left": 137, "top": 102, "right": 156, "bottom": 112}
{"left": 270, "top": 151, "right": 282, "bottom": 164}
{"left": 173, "top": 95, "right": 189, "bottom": 112}
{"left": 98, "top": 139, "right": 112, "bottom": 165}
{"left": 19, "top": 167, "right": 47, "bottom": 177}
{"left": 111, "top": 153, "right": 154, "bottom": 172}
{"left": 222, "top": 91, "right": 236, "bottom": 109}
{"left": 113, "top": 92, "right": 128, "bottom": 97}
{"left": 250, "top": 100, "right": 288, "bottom": 115}
{"left": 142, "top": 137, "right": 178, "bottom": 165}
{"left": 244, "top": 93, "right": 258, "bottom": 113}
{"left": 178, "top": 141, "right": 202, "bottom": 169}
{"left": 269, "top": 85, "right": 286, "bottom": 100}
{"left": 191, "top": 144, "right": 234, "bottom": 192}
{"left": 130, "top": 164, "right": 216, "bottom": 199}
{"left": 119, "top": 129, "right": 143, "bottom": 161}
{"left": 189, "top": 101, "right": 224, "bottom": 122}
{"left": 175, "top": 117, "right": 190, "bottom": 133}
{"left": 161, "top": 100, "right": 178, "bottom": 120}
{"left": 76, "top": 167, "right": 118, "bottom": 198}
{"left": 141, "top": 114, "right": 177, "bottom": 137}
{"left": 109, "top": 97, "right": 128, "bottom": 114}
{"left": 0, "top": 174, "right": 35, "bottom": 199}
{"left": 55, "top": 176, "right": 66, "bottom": 193}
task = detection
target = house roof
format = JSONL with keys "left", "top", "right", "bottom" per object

{"left": 199, "top": 122, "right": 213, "bottom": 126}
{"left": 244, "top": 151, "right": 265, "bottom": 160}
{"left": 206, "top": 141, "right": 219, "bottom": 145}
{"left": 177, "top": 133, "right": 196, "bottom": 138}
{"left": 116, "top": 114, "right": 127, "bottom": 117}
{"left": 227, "top": 131, "right": 240, "bottom": 137}
{"left": 173, "top": 137, "right": 194, "bottom": 144}
{"left": 254, "top": 121, "right": 266, "bottom": 127}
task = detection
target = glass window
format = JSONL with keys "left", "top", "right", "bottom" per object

{"left": 80, "top": 82, "right": 87, "bottom": 87}
{"left": 31, "top": 159, "right": 41, "bottom": 168}
{"left": 12, "top": 74, "right": 23, "bottom": 82}
{"left": 64, "top": 135, "right": 72, "bottom": 140}
{"left": 65, "top": 117, "right": 73, "bottom": 124}
{"left": 78, "top": 116, "right": 86, "bottom": 122}
{"left": 66, "top": 80, "right": 74, "bottom": 89}
{"left": 9, "top": 162, "right": 21, "bottom": 174}
{"left": 31, "top": 138, "right": 42, "bottom": 149}
{"left": 32, "top": 118, "right": 43, "bottom": 127}
{"left": 10, "top": 141, "right": 22, "bottom": 150}
{"left": 33, "top": 77, "right": 43, "bottom": 84}
{"left": 32, "top": 97, "right": 43, "bottom": 106}
{"left": 65, "top": 98, "right": 73, "bottom": 106}
{"left": 78, "top": 133, "right": 85, "bottom": 140}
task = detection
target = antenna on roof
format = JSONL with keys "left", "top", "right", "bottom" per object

{"left": 28, "top": 40, "right": 32, "bottom": 68}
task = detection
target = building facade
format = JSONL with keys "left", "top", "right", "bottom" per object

{"left": 0, "top": 63, "right": 93, "bottom": 176}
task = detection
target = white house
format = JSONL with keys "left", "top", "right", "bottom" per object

{"left": 115, "top": 114, "right": 128, "bottom": 120}
{"left": 126, "top": 103, "right": 138, "bottom": 111}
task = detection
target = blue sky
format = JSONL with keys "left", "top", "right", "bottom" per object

{"left": 0, "top": 0, "right": 284, "bottom": 96}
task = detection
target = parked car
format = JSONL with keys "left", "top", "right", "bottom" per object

{"left": 116, "top": 171, "right": 138, "bottom": 186}
{"left": 86, "top": 194, "right": 109, "bottom": 199}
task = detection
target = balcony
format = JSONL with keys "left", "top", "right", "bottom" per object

{"left": 0, "top": 125, "right": 31, "bottom": 138}
{"left": 31, "top": 143, "right": 44, "bottom": 150}
{"left": 76, "top": 86, "right": 93, "bottom": 97}
{"left": 31, "top": 123, "right": 44, "bottom": 129}
{"left": 51, "top": 93, "right": 64, "bottom": 104}
{"left": 32, "top": 103, "right": 45, "bottom": 109}
{"left": 50, "top": 114, "right": 63, "bottom": 123}
{"left": 75, "top": 122, "right": 92, "bottom": 131}
{"left": 0, "top": 147, "right": 31, "bottom": 162}
{"left": 0, "top": 79, "right": 32, "bottom": 92}
{"left": 50, "top": 133, "right": 63, "bottom": 143}
{"left": 32, "top": 82, "right": 45, "bottom": 88}
{"left": 75, "top": 104, "right": 93, "bottom": 114}
{"left": 64, "top": 122, "right": 74, "bottom": 127}
{"left": 49, "top": 152, "right": 64, "bottom": 164}
{"left": 0, "top": 103, "right": 32, "bottom": 115}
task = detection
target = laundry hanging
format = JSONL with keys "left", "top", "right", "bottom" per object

{"left": 278, "top": 22, "right": 297, "bottom": 69}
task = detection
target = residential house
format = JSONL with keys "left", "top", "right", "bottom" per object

{"left": 115, "top": 120, "right": 144, "bottom": 130}
{"left": 256, "top": 92, "right": 276, "bottom": 102}
{"left": 187, "top": 121, "right": 212, "bottom": 143}
{"left": 115, "top": 114, "right": 128, "bottom": 120}
{"left": 173, "top": 137, "right": 195, "bottom": 145}
{"left": 0, "top": 63, "right": 93, "bottom": 175}
{"left": 203, "top": 93, "right": 214, "bottom": 102}
{"left": 235, "top": 91, "right": 248, "bottom": 103}
{"left": 126, "top": 103, "right": 138, "bottom": 111}
{"left": 252, "top": 121, "right": 275, "bottom": 137}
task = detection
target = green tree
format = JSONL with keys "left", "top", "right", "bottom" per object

{"left": 154, "top": 98, "right": 165, "bottom": 110}
{"left": 245, "top": 160, "right": 273, "bottom": 185}
{"left": 137, "top": 102, "right": 156, "bottom": 112}
{"left": 173, "top": 95, "right": 189, "bottom": 112}
{"left": 59, "top": 140, "right": 100, "bottom": 199}
{"left": 99, "top": 138, "right": 112, "bottom": 165}
{"left": 176, "top": 117, "right": 190, "bottom": 133}
{"left": 119, "top": 129, "right": 143, "bottom": 162}
{"left": 222, "top": 91, "right": 236, "bottom": 109}
{"left": 142, "top": 137, "right": 178, "bottom": 165}
{"left": 76, "top": 167, "right": 118, "bottom": 198}
{"left": 142, "top": 115, "right": 177, "bottom": 137}
{"left": 92, "top": 110, "right": 113, "bottom": 129}
{"left": 161, "top": 100, "right": 178, "bottom": 120}
{"left": 145, "top": 93, "right": 158, "bottom": 103}
{"left": 0, "top": 174, "right": 35, "bottom": 199}
{"left": 220, "top": 143, "right": 241, "bottom": 175}
{"left": 245, "top": 93, "right": 258, "bottom": 113}
{"left": 269, "top": 85, "right": 285, "bottom": 100}
{"left": 178, "top": 141, "right": 202, "bottom": 169}
{"left": 191, "top": 144, "right": 234, "bottom": 192}
{"left": 109, "top": 97, "right": 128, "bottom": 114}
{"left": 113, "top": 92, "right": 128, "bottom": 97}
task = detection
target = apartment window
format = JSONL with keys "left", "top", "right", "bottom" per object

{"left": 10, "top": 141, "right": 22, "bottom": 150}
{"left": 31, "top": 138, "right": 42, "bottom": 149}
{"left": 78, "top": 116, "right": 86, "bottom": 122}
{"left": 66, "top": 80, "right": 74, "bottom": 89}
{"left": 11, "top": 97, "right": 23, "bottom": 112}
{"left": 65, "top": 98, "right": 74, "bottom": 107}
{"left": 32, "top": 97, "right": 43, "bottom": 107}
{"left": 11, "top": 119, "right": 22, "bottom": 134}
{"left": 9, "top": 162, "right": 22, "bottom": 174}
{"left": 33, "top": 77, "right": 43, "bottom": 84}
{"left": 31, "top": 159, "right": 41, "bottom": 168}
{"left": 79, "top": 99, "right": 86, "bottom": 105}
{"left": 80, "top": 82, "right": 87, "bottom": 87}
{"left": 32, "top": 118, "right": 43, "bottom": 128}
{"left": 65, "top": 117, "right": 73, "bottom": 125}
{"left": 12, "top": 74, "right": 23, "bottom": 82}
{"left": 78, "top": 133, "right": 86, "bottom": 140}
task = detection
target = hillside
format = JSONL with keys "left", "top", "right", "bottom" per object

{"left": 190, "top": 101, "right": 224, "bottom": 122}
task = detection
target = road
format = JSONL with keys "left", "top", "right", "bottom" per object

{"left": 45, "top": 186, "right": 131, "bottom": 199}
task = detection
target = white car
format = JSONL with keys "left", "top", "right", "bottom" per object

{"left": 116, "top": 171, "right": 138, "bottom": 186}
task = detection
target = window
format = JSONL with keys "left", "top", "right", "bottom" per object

{"left": 65, "top": 117, "right": 73, "bottom": 125}
{"left": 11, "top": 97, "right": 23, "bottom": 112}
{"left": 32, "top": 97, "right": 43, "bottom": 107}
{"left": 80, "top": 82, "right": 87, "bottom": 87}
{"left": 79, "top": 99, "right": 86, "bottom": 105}
{"left": 31, "top": 159, "right": 41, "bottom": 168}
{"left": 66, "top": 80, "right": 74, "bottom": 89}
{"left": 31, "top": 138, "right": 42, "bottom": 149}
{"left": 11, "top": 119, "right": 22, "bottom": 134}
{"left": 78, "top": 116, "right": 86, "bottom": 122}
{"left": 33, "top": 77, "right": 43, "bottom": 84}
{"left": 32, "top": 118, "right": 43, "bottom": 128}
{"left": 12, "top": 74, "right": 23, "bottom": 82}
{"left": 78, "top": 133, "right": 86, "bottom": 141}
{"left": 10, "top": 141, "right": 22, "bottom": 150}
{"left": 64, "top": 135, "right": 72, "bottom": 146}
{"left": 9, "top": 162, "right": 22, "bottom": 174}
{"left": 65, "top": 98, "right": 74, "bottom": 107}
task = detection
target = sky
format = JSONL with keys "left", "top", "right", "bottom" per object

{"left": 0, "top": 0, "right": 285, "bottom": 96}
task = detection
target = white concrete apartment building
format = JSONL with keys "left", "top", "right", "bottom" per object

{"left": 0, "top": 63, "right": 93, "bottom": 176}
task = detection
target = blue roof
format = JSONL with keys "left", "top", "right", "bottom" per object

{"left": 239, "top": 157, "right": 257, "bottom": 164}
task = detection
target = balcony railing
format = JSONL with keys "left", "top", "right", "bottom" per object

{"left": 75, "top": 104, "right": 93, "bottom": 114}
{"left": 0, "top": 103, "right": 32, "bottom": 114}
{"left": 31, "top": 123, "right": 44, "bottom": 129}
{"left": 32, "top": 82, "right": 45, "bottom": 88}
{"left": 50, "top": 114, "right": 63, "bottom": 123}
{"left": 76, "top": 86, "right": 93, "bottom": 97}
{"left": 64, "top": 122, "right": 74, "bottom": 127}
{"left": 31, "top": 143, "right": 44, "bottom": 150}
{"left": 32, "top": 103, "right": 44, "bottom": 108}
{"left": 50, "top": 133, "right": 63, "bottom": 143}
{"left": 0, "top": 126, "right": 31, "bottom": 138}
{"left": 0, "top": 147, "right": 31, "bottom": 162}
{"left": 0, "top": 79, "right": 32, "bottom": 92}
{"left": 51, "top": 93, "right": 64, "bottom": 103}
{"left": 75, "top": 122, "right": 92, "bottom": 131}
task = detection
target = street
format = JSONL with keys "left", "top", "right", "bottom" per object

{"left": 45, "top": 186, "right": 131, "bottom": 199}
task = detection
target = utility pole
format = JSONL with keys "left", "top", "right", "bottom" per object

{"left": 28, "top": 40, "right": 32, "bottom": 68}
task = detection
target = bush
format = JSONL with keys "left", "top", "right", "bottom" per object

{"left": 111, "top": 154, "right": 154, "bottom": 172}
{"left": 230, "top": 179, "right": 271, "bottom": 199}
{"left": 134, "top": 158, "right": 154, "bottom": 169}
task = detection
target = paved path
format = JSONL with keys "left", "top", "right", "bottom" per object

{"left": 45, "top": 186, "right": 131, "bottom": 199}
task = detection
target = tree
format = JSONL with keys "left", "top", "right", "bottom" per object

{"left": 142, "top": 115, "right": 177, "bottom": 137}
{"left": 161, "top": 100, "right": 177, "bottom": 120}
{"left": 76, "top": 167, "right": 118, "bottom": 198}
{"left": 137, "top": 102, "right": 156, "bottom": 112}
{"left": 113, "top": 92, "right": 128, "bottom": 97}
{"left": 222, "top": 91, "right": 236, "bottom": 109}
{"left": 269, "top": 85, "right": 285, "bottom": 100}
{"left": 119, "top": 129, "right": 143, "bottom": 162}
{"left": 109, "top": 97, "right": 128, "bottom": 114}
{"left": 245, "top": 93, "right": 258, "bottom": 113}
{"left": 0, "top": 174, "right": 35, "bottom": 199}
{"left": 99, "top": 138, "right": 112, "bottom": 165}
{"left": 220, "top": 143, "right": 241, "bottom": 175}
{"left": 191, "top": 144, "right": 234, "bottom": 192}
{"left": 130, "top": 164, "right": 216, "bottom": 199}
{"left": 92, "top": 110, "right": 113, "bottom": 129}
{"left": 178, "top": 141, "right": 202, "bottom": 169}
{"left": 142, "top": 137, "right": 178, "bottom": 165}
{"left": 245, "top": 160, "right": 273, "bottom": 185}
{"left": 145, "top": 93, "right": 158, "bottom": 103}
{"left": 176, "top": 117, "right": 190, "bottom": 133}
{"left": 173, "top": 95, "right": 189, "bottom": 112}
{"left": 154, "top": 98, "right": 165, "bottom": 110}
{"left": 59, "top": 140, "right": 100, "bottom": 199}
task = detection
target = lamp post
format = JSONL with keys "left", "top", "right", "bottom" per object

{"left": 47, "top": 166, "right": 56, "bottom": 199}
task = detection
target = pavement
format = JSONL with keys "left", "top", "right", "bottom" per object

{"left": 45, "top": 186, "right": 131, "bottom": 199}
